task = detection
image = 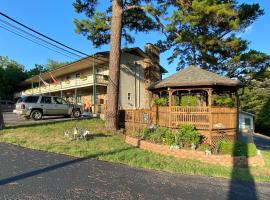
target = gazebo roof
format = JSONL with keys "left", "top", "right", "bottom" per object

{"left": 150, "top": 65, "right": 241, "bottom": 90}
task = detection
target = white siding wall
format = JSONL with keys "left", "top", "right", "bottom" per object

{"left": 119, "top": 52, "right": 145, "bottom": 109}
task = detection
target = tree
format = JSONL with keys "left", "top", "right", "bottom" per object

{"left": 26, "top": 64, "right": 48, "bottom": 77}
{"left": 240, "top": 67, "right": 270, "bottom": 134}
{"left": 0, "top": 102, "right": 4, "bottom": 130}
{"left": 46, "top": 59, "right": 70, "bottom": 71}
{"left": 0, "top": 56, "right": 28, "bottom": 99}
{"left": 160, "top": 0, "right": 265, "bottom": 76}
{"left": 73, "top": 0, "right": 170, "bottom": 130}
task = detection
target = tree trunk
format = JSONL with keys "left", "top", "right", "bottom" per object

{"left": 0, "top": 102, "right": 5, "bottom": 130}
{"left": 105, "top": 0, "right": 123, "bottom": 130}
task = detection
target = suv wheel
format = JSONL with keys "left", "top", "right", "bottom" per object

{"left": 31, "top": 110, "right": 42, "bottom": 120}
{"left": 72, "top": 109, "right": 81, "bottom": 118}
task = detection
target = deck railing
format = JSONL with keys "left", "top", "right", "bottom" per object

{"left": 120, "top": 106, "right": 237, "bottom": 130}
{"left": 17, "top": 74, "right": 108, "bottom": 96}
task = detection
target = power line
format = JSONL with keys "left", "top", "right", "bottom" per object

{"left": 0, "top": 24, "right": 79, "bottom": 61}
{"left": 0, "top": 18, "right": 85, "bottom": 59}
{"left": 0, "top": 11, "right": 89, "bottom": 57}
{"left": 0, "top": 14, "right": 109, "bottom": 65}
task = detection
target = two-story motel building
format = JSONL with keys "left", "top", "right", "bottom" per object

{"left": 16, "top": 44, "right": 167, "bottom": 113}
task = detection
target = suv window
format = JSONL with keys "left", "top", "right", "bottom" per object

{"left": 23, "top": 96, "right": 40, "bottom": 103}
{"left": 53, "top": 97, "right": 67, "bottom": 104}
{"left": 41, "top": 97, "right": 52, "bottom": 104}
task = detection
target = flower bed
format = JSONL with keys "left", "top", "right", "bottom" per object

{"left": 125, "top": 135, "right": 265, "bottom": 167}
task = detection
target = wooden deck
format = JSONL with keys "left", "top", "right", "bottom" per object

{"left": 119, "top": 106, "right": 238, "bottom": 144}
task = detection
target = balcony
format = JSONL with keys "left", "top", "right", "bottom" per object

{"left": 16, "top": 74, "right": 108, "bottom": 96}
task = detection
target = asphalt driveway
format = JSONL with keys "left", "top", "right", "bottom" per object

{"left": 254, "top": 134, "right": 270, "bottom": 151}
{"left": 3, "top": 112, "right": 74, "bottom": 127}
{"left": 0, "top": 143, "right": 269, "bottom": 200}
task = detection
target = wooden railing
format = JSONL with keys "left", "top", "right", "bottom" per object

{"left": 120, "top": 106, "right": 237, "bottom": 130}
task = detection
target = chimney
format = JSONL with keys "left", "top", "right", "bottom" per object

{"left": 144, "top": 43, "right": 160, "bottom": 64}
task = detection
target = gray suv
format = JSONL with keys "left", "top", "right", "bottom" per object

{"left": 13, "top": 96, "right": 82, "bottom": 120}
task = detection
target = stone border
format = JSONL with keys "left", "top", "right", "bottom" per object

{"left": 125, "top": 136, "right": 265, "bottom": 167}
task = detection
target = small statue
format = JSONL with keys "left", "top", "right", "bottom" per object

{"left": 205, "top": 149, "right": 212, "bottom": 156}
{"left": 73, "top": 127, "right": 79, "bottom": 140}
{"left": 191, "top": 143, "right": 196, "bottom": 151}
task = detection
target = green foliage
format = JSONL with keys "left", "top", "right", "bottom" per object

{"left": 0, "top": 57, "right": 28, "bottom": 99}
{"left": 213, "top": 95, "right": 235, "bottom": 107}
{"left": 180, "top": 96, "right": 199, "bottom": 107}
{"left": 158, "top": 0, "right": 266, "bottom": 77}
{"left": 149, "top": 127, "right": 168, "bottom": 144}
{"left": 218, "top": 141, "right": 257, "bottom": 157}
{"left": 154, "top": 97, "right": 168, "bottom": 106}
{"left": 73, "top": 0, "right": 165, "bottom": 47}
{"left": 165, "top": 130, "right": 175, "bottom": 146}
{"left": 198, "top": 143, "right": 212, "bottom": 151}
{"left": 240, "top": 77, "right": 270, "bottom": 134}
{"left": 176, "top": 124, "right": 200, "bottom": 146}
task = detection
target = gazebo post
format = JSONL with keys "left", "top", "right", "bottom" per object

{"left": 207, "top": 89, "right": 213, "bottom": 144}
{"left": 168, "top": 88, "right": 173, "bottom": 127}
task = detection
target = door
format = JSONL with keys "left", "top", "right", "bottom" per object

{"left": 53, "top": 97, "right": 70, "bottom": 115}
{"left": 40, "top": 96, "right": 55, "bottom": 115}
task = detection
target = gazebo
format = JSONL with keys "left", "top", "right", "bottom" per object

{"left": 149, "top": 65, "right": 241, "bottom": 145}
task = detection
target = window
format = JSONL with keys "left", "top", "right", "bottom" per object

{"left": 53, "top": 97, "right": 67, "bottom": 104}
{"left": 0, "top": 101, "right": 6, "bottom": 105}
{"left": 66, "top": 75, "right": 71, "bottom": 80}
{"left": 127, "top": 93, "right": 132, "bottom": 101}
{"left": 41, "top": 97, "right": 52, "bottom": 104}
{"left": 76, "top": 73, "right": 81, "bottom": 78}
{"left": 245, "top": 117, "right": 251, "bottom": 128}
{"left": 23, "top": 96, "right": 39, "bottom": 103}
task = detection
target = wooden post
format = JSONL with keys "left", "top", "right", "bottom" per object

{"left": 168, "top": 89, "right": 173, "bottom": 128}
{"left": 207, "top": 89, "right": 213, "bottom": 144}
{"left": 236, "top": 91, "right": 240, "bottom": 141}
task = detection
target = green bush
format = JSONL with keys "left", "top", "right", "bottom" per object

{"left": 165, "top": 130, "right": 175, "bottom": 146}
{"left": 176, "top": 124, "right": 200, "bottom": 146}
{"left": 213, "top": 95, "right": 235, "bottom": 107}
{"left": 218, "top": 141, "right": 257, "bottom": 157}
{"left": 133, "top": 128, "right": 152, "bottom": 139}
{"left": 198, "top": 143, "right": 212, "bottom": 151}
{"left": 180, "top": 96, "right": 199, "bottom": 107}
{"left": 149, "top": 127, "right": 169, "bottom": 143}
{"left": 154, "top": 97, "right": 168, "bottom": 106}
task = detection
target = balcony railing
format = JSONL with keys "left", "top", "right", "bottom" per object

{"left": 17, "top": 74, "right": 108, "bottom": 96}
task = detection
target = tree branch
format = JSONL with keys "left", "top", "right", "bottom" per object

{"left": 123, "top": 5, "right": 181, "bottom": 38}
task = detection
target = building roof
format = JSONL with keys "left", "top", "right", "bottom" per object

{"left": 21, "top": 47, "right": 167, "bottom": 85}
{"left": 150, "top": 65, "right": 241, "bottom": 89}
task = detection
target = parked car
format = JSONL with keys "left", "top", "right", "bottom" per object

{"left": 0, "top": 100, "right": 15, "bottom": 112}
{"left": 13, "top": 95, "right": 82, "bottom": 120}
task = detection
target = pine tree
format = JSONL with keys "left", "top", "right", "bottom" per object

{"left": 160, "top": 0, "right": 266, "bottom": 76}
{"left": 73, "top": 0, "right": 170, "bottom": 130}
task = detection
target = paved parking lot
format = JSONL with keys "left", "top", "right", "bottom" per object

{"left": 3, "top": 112, "right": 74, "bottom": 127}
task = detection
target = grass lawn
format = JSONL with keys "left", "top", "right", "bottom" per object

{"left": 0, "top": 119, "right": 269, "bottom": 182}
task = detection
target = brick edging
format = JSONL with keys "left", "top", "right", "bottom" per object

{"left": 125, "top": 136, "right": 265, "bottom": 167}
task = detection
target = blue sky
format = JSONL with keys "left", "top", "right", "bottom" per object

{"left": 0, "top": 0, "right": 269, "bottom": 76}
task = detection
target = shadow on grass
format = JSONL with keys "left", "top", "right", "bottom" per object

{"left": 227, "top": 132, "right": 257, "bottom": 200}
{"left": 0, "top": 147, "right": 132, "bottom": 186}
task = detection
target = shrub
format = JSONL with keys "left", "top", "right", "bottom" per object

{"left": 218, "top": 141, "right": 257, "bottom": 157}
{"left": 149, "top": 127, "right": 170, "bottom": 143}
{"left": 213, "top": 95, "right": 235, "bottom": 107}
{"left": 165, "top": 130, "right": 175, "bottom": 146}
{"left": 133, "top": 128, "right": 152, "bottom": 140}
{"left": 198, "top": 143, "right": 212, "bottom": 151}
{"left": 154, "top": 97, "right": 168, "bottom": 106}
{"left": 180, "top": 96, "right": 199, "bottom": 107}
{"left": 176, "top": 124, "right": 200, "bottom": 146}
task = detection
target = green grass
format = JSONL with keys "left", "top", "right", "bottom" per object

{"left": 0, "top": 119, "right": 269, "bottom": 182}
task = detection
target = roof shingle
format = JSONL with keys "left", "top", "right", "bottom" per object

{"left": 150, "top": 65, "right": 241, "bottom": 89}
